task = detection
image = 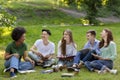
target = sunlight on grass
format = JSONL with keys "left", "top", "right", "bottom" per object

{"left": 0, "top": 50, "right": 4, "bottom": 59}
{"left": 0, "top": 27, "right": 13, "bottom": 37}
{"left": 0, "top": 0, "right": 120, "bottom": 80}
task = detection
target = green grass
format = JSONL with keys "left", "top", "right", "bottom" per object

{"left": 0, "top": 0, "right": 120, "bottom": 80}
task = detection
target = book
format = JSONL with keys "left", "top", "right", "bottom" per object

{"left": 18, "top": 70, "right": 36, "bottom": 74}
{"left": 41, "top": 69, "right": 53, "bottom": 74}
{"left": 61, "top": 73, "right": 74, "bottom": 77}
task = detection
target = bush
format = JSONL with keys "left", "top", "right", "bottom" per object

{"left": 0, "top": 5, "right": 16, "bottom": 27}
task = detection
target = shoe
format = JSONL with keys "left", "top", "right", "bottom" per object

{"left": 110, "top": 69, "right": 117, "bottom": 74}
{"left": 59, "top": 66, "right": 64, "bottom": 71}
{"left": 10, "top": 72, "right": 17, "bottom": 78}
{"left": 98, "top": 70, "right": 106, "bottom": 74}
{"left": 3, "top": 69, "right": 7, "bottom": 73}
{"left": 72, "top": 64, "right": 78, "bottom": 68}
{"left": 67, "top": 67, "right": 80, "bottom": 72}
{"left": 52, "top": 65, "right": 59, "bottom": 72}
{"left": 43, "top": 62, "right": 55, "bottom": 68}
{"left": 78, "top": 61, "right": 84, "bottom": 68}
{"left": 98, "top": 66, "right": 107, "bottom": 74}
{"left": 36, "top": 62, "right": 44, "bottom": 66}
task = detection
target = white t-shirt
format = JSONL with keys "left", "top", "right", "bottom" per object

{"left": 57, "top": 41, "right": 77, "bottom": 57}
{"left": 34, "top": 39, "right": 55, "bottom": 57}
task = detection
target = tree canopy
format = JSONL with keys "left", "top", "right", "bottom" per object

{"left": 58, "top": 0, "right": 120, "bottom": 25}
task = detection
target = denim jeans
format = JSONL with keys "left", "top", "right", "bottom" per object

{"left": 73, "top": 49, "right": 95, "bottom": 64}
{"left": 57, "top": 59, "right": 73, "bottom": 67}
{"left": 4, "top": 56, "right": 34, "bottom": 71}
{"left": 28, "top": 51, "right": 55, "bottom": 65}
{"left": 84, "top": 60, "right": 113, "bottom": 71}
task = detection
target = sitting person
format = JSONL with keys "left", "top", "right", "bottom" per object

{"left": 84, "top": 29, "right": 117, "bottom": 74}
{"left": 68, "top": 30, "right": 100, "bottom": 71}
{"left": 28, "top": 29, "right": 55, "bottom": 68}
{"left": 52, "top": 29, "right": 77, "bottom": 71}
{"left": 4, "top": 27, "right": 35, "bottom": 78}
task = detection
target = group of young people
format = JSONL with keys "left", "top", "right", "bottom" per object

{"left": 4, "top": 27, "right": 117, "bottom": 78}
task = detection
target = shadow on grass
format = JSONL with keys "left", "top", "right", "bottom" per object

{"left": 6, "top": 1, "right": 80, "bottom": 26}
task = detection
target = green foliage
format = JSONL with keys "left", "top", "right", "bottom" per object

{"left": 0, "top": 5, "right": 16, "bottom": 27}
{"left": 58, "top": 0, "right": 116, "bottom": 25}
{"left": 0, "top": 0, "right": 120, "bottom": 80}
{"left": 106, "top": 0, "right": 120, "bottom": 16}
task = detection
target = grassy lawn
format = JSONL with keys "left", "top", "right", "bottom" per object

{"left": 0, "top": 0, "right": 120, "bottom": 80}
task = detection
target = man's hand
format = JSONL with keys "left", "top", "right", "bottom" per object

{"left": 36, "top": 52, "right": 43, "bottom": 58}
{"left": 44, "top": 55, "right": 50, "bottom": 60}
{"left": 30, "top": 60, "right": 35, "bottom": 65}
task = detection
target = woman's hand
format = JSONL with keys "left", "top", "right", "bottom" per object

{"left": 12, "top": 53, "right": 20, "bottom": 58}
{"left": 92, "top": 53, "right": 104, "bottom": 60}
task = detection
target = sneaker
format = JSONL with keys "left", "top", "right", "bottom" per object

{"left": 110, "top": 69, "right": 117, "bottom": 74}
{"left": 78, "top": 62, "right": 83, "bottom": 68}
{"left": 10, "top": 72, "right": 17, "bottom": 78}
{"left": 72, "top": 64, "right": 78, "bottom": 68}
{"left": 3, "top": 69, "right": 7, "bottom": 73}
{"left": 98, "top": 66, "right": 107, "bottom": 74}
{"left": 98, "top": 70, "right": 106, "bottom": 74}
{"left": 59, "top": 66, "right": 64, "bottom": 71}
{"left": 36, "top": 62, "right": 44, "bottom": 66}
{"left": 52, "top": 65, "right": 59, "bottom": 72}
{"left": 67, "top": 67, "right": 80, "bottom": 72}
{"left": 43, "top": 61, "right": 55, "bottom": 68}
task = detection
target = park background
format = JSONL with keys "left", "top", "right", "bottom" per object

{"left": 0, "top": 0, "right": 120, "bottom": 80}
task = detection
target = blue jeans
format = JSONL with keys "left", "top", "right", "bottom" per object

{"left": 73, "top": 49, "right": 95, "bottom": 64}
{"left": 4, "top": 56, "right": 34, "bottom": 71}
{"left": 84, "top": 60, "right": 113, "bottom": 71}
{"left": 28, "top": 51, "right": 55, "bottom": 65}
{"left": 57, "top": 59, "right": 73, "bottom": 67}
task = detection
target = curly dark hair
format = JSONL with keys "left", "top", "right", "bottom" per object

{"left": 11, "top": 27, "right": 26, "bottom": 41}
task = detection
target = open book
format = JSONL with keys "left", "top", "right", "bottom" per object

{"left": 18, "top": 70, "right": 36, "bottom": 74}
{"left": 61, "top": 73, "right": 74, "bottom": 77}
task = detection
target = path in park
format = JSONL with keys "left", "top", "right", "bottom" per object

{"left": 58, "top": 8, "right": 120, "bottom": 23}
{"left": 20, "top": 2, "right": 120, "bottom": 23}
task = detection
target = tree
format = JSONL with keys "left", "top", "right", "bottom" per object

{"left": 0, "top": 1, "right": 16, "bottom": 38}
{"left": 106, "top": 0, "right": 120, "bottom": 16}
{"left": 0, "top": 1, "right": 16, "bottom": 27}
{"left": 58, "top": 0, "right": 108, "bottom": 25}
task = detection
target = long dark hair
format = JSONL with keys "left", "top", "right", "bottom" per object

{"left": 99, "top": 29, "right": 113, "bottom": 48}
{"left": 60, "top": 29, "right": 75, "bottom": 56}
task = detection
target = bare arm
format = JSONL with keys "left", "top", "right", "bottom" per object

{"left": 44, "top": 54, "right": 54, "bottom": 60}
{"left": 92, "top": 54, "right": 111, "bottom": 60}
{"left": 23, "top": 51, "right": 35, "bottom": 64}
{"left": 4, "top": 52, "right": 19, "bottom": 60}
{"left": 30, "top": 45, "right": 43, "bottom": 57}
